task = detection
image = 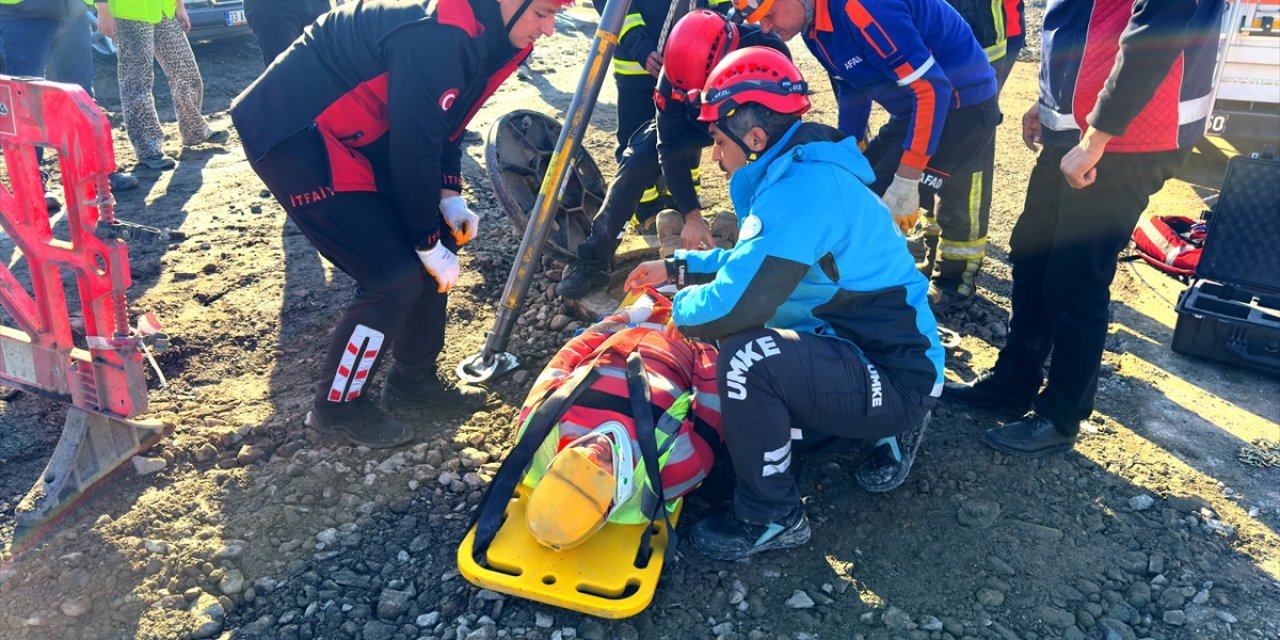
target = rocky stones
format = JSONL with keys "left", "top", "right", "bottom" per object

{"left": 1098, "top": 618, "right": 1137, "bottom": 640}
{"left": 188, "top": 592, "right": 225, "bottom": 639}
{"left": 1116, "top": 551, "right": 1148, "bottom": 574}
{"left": 1128, "top": 494, "right": 1155, "bottom": 511}
{"left": 976, "top": 588, "right": 1005, "bottom": 608}
{"left": 1037, "top": 605, "right": 1076, "bottom": 629}
{"left": 1162, "top": 609, "right": 1187, "bottom": 626}
{"left": 579, "top": 619, "right": 607, "bottom": 640}
{"left": 59, "top": 595, "right": 91, "bottom": 617}
{"left": 784, "top": 590, "right": 814, "bottom": 609}
{"left": 218, "top": 569, "right": 245, "bottom": 595}
{"left": 1125, "top": 582, "right": 1151, "bottom": 608}
{"left": 237, "top": 444, "right": 268, "bottom": 466}
{"left": 131, "top": 455, "right": 167, "bottom": 475}
{"left": 880, "top": 607, "right": 913, "bottom": 630}
{"left": 315, "top": 528, "right": 338, "bottom": 545}
{"left": 460, "top": 448, "right": 490, "bottom": 469}
{"left": 535, "top": 612, "right": 554, "bottom": 628}
{"left": 957, "top": 500, "right": 1001, "bottom": 528}
{"left": 362, "top": 619, "right": 397, "bottom": 640}
{"left": 1011, "top": 521, "right": 1064, "bottom": 542}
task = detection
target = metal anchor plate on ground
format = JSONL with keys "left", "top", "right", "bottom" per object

{"left": 485, "top": 110, "right": 607, "bottom": 259}
{"left": 13, "top": 408, "right": 171, "bottom": 533}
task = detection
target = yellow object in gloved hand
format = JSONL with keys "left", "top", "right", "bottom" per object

{"left": 895, "top": 208, "right": 922, "bottom": 236}
{"left": 526, "top": 445, "right": 616, "bottom": 551}
{"left": 440, "top": 195, "right": 481, "bottom": 246}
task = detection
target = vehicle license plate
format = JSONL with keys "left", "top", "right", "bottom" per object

{"left": 226, "top": 10, "right": 247, "bottom": 26}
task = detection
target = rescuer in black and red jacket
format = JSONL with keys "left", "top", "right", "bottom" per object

{"left": 231, "top": 0, "right": 570, "bottom": 448}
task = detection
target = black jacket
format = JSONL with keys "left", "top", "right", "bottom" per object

{"left": 231, "top": 0, "right": 528, "bottom": 248}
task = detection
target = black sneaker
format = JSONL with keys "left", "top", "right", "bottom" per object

{"left": 109, "top": 171, "right": 140, "bottom": 192}
{"left": 942, "top": 370, "right": 1034, "bottom": 415}
{"left": 137, "top": 154, "right": 177, "bottom": 171}
{"left": 555, "top": 257, "right": 610, "bottom": 299}
{"left": 187, "top": 129, "right": 229, "bottom": 146}
{"left": 855, "top": 410, "right": 930, "bottom": 493}
{"left": 305, "top": 400, "right": 413, "bottom": 449}
{"left": 690, "top": 507, "right": 811, "bottom": 561}
{"left": 381, "top": 367, "right": 487, "bottom": 412}
{"left": 983, "top": 412, "right": 1079, "bottom": 456}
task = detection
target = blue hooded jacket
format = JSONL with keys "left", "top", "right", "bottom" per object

{"left": 669, "top": 121, "right": 944, "bottom": 399}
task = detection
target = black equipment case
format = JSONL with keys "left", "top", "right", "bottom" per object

{"left": 1171, "top": 151, "right": 1280, "bottom": 375}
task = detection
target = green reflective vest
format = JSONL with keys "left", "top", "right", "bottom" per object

{"left": 102, "top": 0, "right": 176, "bottom": 24}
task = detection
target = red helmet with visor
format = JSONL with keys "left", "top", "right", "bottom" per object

{"left": 694, "top": 46, "right": 811, "bottom": 124}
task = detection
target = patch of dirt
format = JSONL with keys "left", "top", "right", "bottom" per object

{"left": 1, "top": 5, "right": 1277, "bottom": 640}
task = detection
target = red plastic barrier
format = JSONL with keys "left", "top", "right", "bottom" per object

{"left": 0, "top": 76, "right": 146, "bottom": 417}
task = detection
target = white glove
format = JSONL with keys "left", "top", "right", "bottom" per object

{"left": 439, "top": 195, "right": 480, "bottom": 246}
{"left": 882, "top": 173, "right": 921, "bottom": 225}
{"left": 417, "top": 243, "right": 460, "bottom": 293}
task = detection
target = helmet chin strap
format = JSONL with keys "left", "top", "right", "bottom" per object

{"left": 719, "top": 116, "right": 779, "bottom": 164}
{"left": 505, "top": 0, "right": 535, "bottom": 33}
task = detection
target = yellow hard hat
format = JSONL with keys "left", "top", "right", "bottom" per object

{"left": 526, "top": 447, "right": 616, "bottom": 550}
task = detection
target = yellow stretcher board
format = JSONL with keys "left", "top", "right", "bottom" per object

{"left": 457, "top": 484, "right": 681, "bottom": 619}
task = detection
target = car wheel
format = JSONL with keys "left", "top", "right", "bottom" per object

{"left": 88, "top": 13, "right": 118, "bottom": 60}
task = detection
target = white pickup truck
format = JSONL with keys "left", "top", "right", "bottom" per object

{"left": 1210, "top": 0, "right": 1280, "bottom": 140}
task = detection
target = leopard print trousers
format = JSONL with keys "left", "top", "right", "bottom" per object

{"left": 114, "top": 16, "right": 212, "bottom": 160}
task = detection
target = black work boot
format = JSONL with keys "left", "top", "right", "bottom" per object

{"left": 556, "top": 257, "right": 610, "bottom": 299}
{"left": 305, "top": 399, "right": 413, "bottom": 449}
{"left": 40, "top": 169, "right": 63, "bottom": 214}
{"left": 381, "top": 366, "right": 487, "bottom": 412}
{"left": 928, "top": 282, "right": 973, "bottom": 316}
{"left": 855, "top": 410, "right": 930, "bottom": 493}
{"left": 983, "top": 413, "right": 1080, "bottom": 456}
{"left": 943, "top": 370, "right": 1034, "bottom": 415}
{"left": 691, "top": 507, "right": 811, "bottom": 561}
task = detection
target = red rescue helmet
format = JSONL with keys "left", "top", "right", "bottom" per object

{"left": 695, "top": 46, "right": 810, "bottom": 123}
{"left": 663, "top": 10, "right": 740, "bottom": 92}
{"left": 731, "top": 0, "right": 775, "bottom": 24}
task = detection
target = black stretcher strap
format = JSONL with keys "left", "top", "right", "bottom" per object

{"left": 468, "top": 368, "right": 601, "bottom": 560}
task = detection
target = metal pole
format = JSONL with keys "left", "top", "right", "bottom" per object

{"left": 458, "top": 0, "right": 633, "bottom": 383}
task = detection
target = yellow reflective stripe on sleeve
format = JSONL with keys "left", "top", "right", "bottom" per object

{"left": 640, "top": 185, "right": 661, "bottom": 203}
{"left": 613, "top": 59, "right": 649, "bottom": 74}
{"left": 619, "top": 14, "right": 647, "bottom": 40}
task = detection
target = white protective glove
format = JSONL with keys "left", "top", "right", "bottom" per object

{"left": 439, "top": 195, "right": 481, "bottom": 246}
{"left": 417, "top": 242, "right": 460, "bottom": 293}
{"left": 882, "top": 173, "right": 922, "bottom": 233}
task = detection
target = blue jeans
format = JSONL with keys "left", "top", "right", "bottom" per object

{"left": 0, "top": 14, "right": 92, "bottom": 90}
{"left": 0, "top": 14, "right": 95, "bottom": 163}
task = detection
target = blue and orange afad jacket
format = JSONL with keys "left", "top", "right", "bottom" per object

{"left": 231, "top": 0, "right": 529, "bottom": 249}
{"left": 804, "top": 0, "right": 998, "bottom": 170}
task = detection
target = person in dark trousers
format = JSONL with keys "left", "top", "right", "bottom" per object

{"left": 626, "top": 48, "right": 943, "bottom": 560}
{"left": 945, "top": 0, "right": 1223, "bottom": 455}
{"left": 243, "top": 0, "right": 333, "bottom": 66}
{"left": 557, "top": 9, "right": 787, "bottom": 298}
{"left": 0, "top": 0, "right": 139, "bottom": 210}
{"left": 736, "top": 0, "right": 1001, "bottom": 313}
{"left": 231, "top": 0, "right": 569, "bottom": 448}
